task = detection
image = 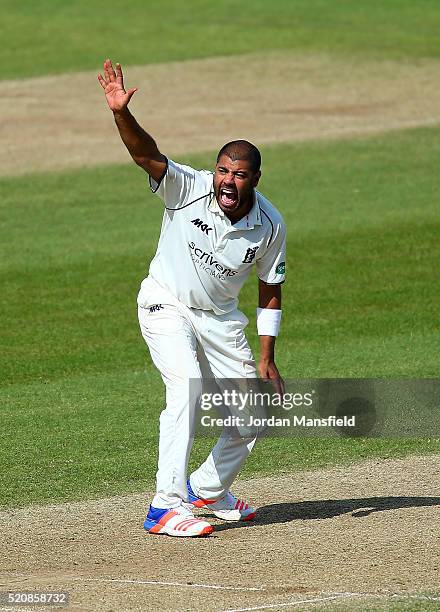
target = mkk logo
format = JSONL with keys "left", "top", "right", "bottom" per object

{"left": 149, "top": 304, "right": 164, "bottom": 313}
{"left": 191, "top": 218, "right": 213, "bottom": 235}
{"left": 242, "top": 246, "right": 258, "bottom": 263}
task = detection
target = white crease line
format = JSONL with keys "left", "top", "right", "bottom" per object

{"left": 392, "top": 594, "right": 440, "bottom": 602}
{"left": 330, "top": 591, "right": 440, "bottom": 603}
{"left": 221, "top": 593, "right": 357, "bottom": 612}
{"left": 77, "top": 577, "right": 264, "bottom": 591}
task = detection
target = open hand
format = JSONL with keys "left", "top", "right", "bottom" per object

{"left": 97, "top": 59, "right": 137, "bottom": 112}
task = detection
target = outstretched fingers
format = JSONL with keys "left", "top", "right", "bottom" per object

{"left": 102, "top": 59, "right": 110, "bottom": 83}
{"left": 115, "top": 62, "right": 124, "bottom": 87}
{"left": 98, "top": 59, "right": 137, "bottom": 106}
{"left": 104, "top": 58, "right": 117, "bottom": 82}
{"left": 97, "top": 73, "right": 107, "bottom": 89}
{"left": 98, "top": 59, "right": 122, "bottom": 90}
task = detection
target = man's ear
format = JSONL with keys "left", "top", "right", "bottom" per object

{"left": 253, "top": 170, "right": 261, "bottom": 187}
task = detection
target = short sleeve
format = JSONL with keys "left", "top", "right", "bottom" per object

{"left": 256, "top": 221, "right": 286, "bottom": 284}
{"left": 148, "top": 159, "right": 210, "bottom": 210}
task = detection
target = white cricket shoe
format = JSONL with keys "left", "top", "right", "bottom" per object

{"left": 187, "top": 480, "right": 256, "bottom": 522}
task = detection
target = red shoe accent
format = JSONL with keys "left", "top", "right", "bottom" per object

{"left": 175, "top": 519, "right": 201, "bottom": 531}
{"left": 243, "top": 511, "right": 256, "bottom": 521}
{"left": 200, "top": 525, "right": 215, "bottom": 535}
{"left": 148, "top": 510, "right": 178, "bottom": 533}
{"left": 194, "top": 497, "right": 216, "bottom": 507}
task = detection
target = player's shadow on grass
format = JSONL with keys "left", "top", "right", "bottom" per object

{"left": 212, "top": 496, "right": 440, "bottom": 532}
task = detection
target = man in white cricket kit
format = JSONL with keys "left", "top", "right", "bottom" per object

{"left": 98, "top": 59, "right": 286, "bottom": 537}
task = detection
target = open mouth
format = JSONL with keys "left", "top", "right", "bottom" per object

{"left": 220, "top": 188, "right": 238, "bottom": 208}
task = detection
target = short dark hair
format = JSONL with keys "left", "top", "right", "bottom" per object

{"left": 216, "top": 140, "right": 261, "bottom": 173}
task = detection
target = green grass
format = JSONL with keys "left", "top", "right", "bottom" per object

{"left": 2, "top": 0, "right": 440, "bottom": 80}
{"left": 1, "top": 126, "right": 440, "bottom": 507}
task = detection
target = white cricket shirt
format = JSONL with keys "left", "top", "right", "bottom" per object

{"left": 137, "top": 159, "right": 286, "bottom": 315}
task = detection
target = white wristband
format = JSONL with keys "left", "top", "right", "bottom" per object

{"left": 256, "top": 308, "right": 282, "bottom": 337}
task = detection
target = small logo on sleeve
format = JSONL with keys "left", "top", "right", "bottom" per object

{"left": 276, "top": 262, "right": 286, "bottom": 274}
{"left": 242, "top": 246, "right": 258, "bottom": 263}
{"left": 149, "top": 304, "right": 164, "bottom": 313}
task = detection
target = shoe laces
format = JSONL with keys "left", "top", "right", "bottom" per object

{"left": 212, "top": 491, "right": 242, "bottom": 510}
{"left": 175, "top": 503, "right": 195, "bottom": 518}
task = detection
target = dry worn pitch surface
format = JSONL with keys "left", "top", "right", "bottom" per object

{"left": 2, "top": 52, "right": 440, "bottom": 176}
{"left": 1, "top": 455, "right": 439, "bottom": 611}
{"left": 2, "top": 52, "right": 440, "bottom": 610}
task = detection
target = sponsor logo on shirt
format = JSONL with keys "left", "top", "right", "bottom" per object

{"left": 191, "top": 218, "right": 213, "bottom": 235}
{"left": 276, "top": 262, "right": 286, "bottom": 274}
{"left": 242, "top": 246, "right": 258, "bottom": 263}
{"left": 188, "top": 241, "right": 238, "bottom": 279}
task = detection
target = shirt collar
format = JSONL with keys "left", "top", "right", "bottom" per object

{"left": 208, "top": 190, "right": 262, "bottom": 230}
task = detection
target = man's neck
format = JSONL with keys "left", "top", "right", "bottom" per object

{"left": 225, "top": 196, "right": 254, "bottom": 224}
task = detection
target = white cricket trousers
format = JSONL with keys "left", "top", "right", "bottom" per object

{"left": 137, "top": 277, "right": 258, "bottom": 509}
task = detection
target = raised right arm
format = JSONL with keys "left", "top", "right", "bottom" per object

{"left": 98, "top": 59, "right": 167, "bottom": 183}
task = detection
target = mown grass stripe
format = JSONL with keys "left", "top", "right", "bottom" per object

{"left": 1, "top": 128, "right": 439, "bottom": 507}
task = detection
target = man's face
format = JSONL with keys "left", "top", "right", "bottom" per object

{"left": 213, "top": 155, "right": 261, "bottom": 218}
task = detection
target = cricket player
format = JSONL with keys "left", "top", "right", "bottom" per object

{"left": 98, "top": 59, "right": 286, "bottom": 537}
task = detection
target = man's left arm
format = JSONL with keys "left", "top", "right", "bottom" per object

{"left": 258, "top": 280, "right": 284, "bottom": 396}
